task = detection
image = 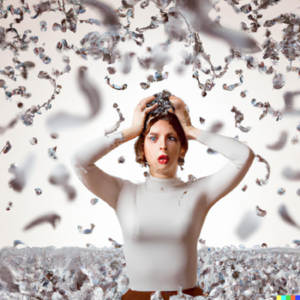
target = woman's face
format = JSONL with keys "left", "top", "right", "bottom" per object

{"left": 144, "top": 120, "right": 184, "bottom": 178}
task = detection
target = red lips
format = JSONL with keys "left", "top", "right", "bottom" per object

{"left": 158, "top": 155, "right": 169, "bottom": 164}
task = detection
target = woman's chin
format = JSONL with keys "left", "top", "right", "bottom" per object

{"left": 156, "top": 161, "right": 169, "bottom": 168}
{"left": 153, "top": 162, "right": 175, "bottom": 172}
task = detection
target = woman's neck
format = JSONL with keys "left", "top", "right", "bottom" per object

{"left": 146, "top": 173, "right": 183, "bottom": 191}
{"left": 149, "top": 169, "right": 180, "bottom": 180}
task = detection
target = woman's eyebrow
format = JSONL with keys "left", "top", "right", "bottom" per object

{"left": 149, "top": 132, "right": 175, "bottom": 136}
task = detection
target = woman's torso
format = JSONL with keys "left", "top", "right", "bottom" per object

{"left": 115, "top": 176, "right": 208, "bottom": 292}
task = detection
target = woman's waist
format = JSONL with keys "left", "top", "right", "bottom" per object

{"left": 122, "top": 285, "right": 205, "bottom": 299}
{"left": 129, "top": 284, "right": 198, "bottom": 293}
{"left": 127, "top": 271, "right": 197, "bottom": 292}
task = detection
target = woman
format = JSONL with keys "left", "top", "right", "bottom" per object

{"left": 70, "top": 95, "right": 256, "bottom": 300}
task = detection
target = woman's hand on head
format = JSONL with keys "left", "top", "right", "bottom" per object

{"left": 169, "top": 95, "right": 193, "bottom": 132}
{"left": 130, "top": 95, "right": 158, "bottom": 137}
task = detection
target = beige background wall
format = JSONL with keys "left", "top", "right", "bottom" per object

{"left": 1, "top": 0, "right": 300, "bottom": 250}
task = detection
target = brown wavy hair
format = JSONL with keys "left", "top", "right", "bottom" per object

{"left": 134, "top": 112, "right": 188, "bottom": 168}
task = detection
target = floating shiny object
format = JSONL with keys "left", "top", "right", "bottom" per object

{"left": 255, "top": 154, "right": 270, "bottom": 186}
{"left": 140, "top": 82, "right": 150, "bottom": 90}
{"left": 78, "top": 223, "right": 95, "bottom": 234}
{"left": 120, "top": 52, "right": 136, "bottom": 74}
{"left": 29, "top": 137, "right": 38, "bottom": 145}
{"left": 266, "top": 131, "right": 287, "bottom": 150}
{"left": 108, "top": 237, "right": 123, "bottom": 248}
{"left": 90, "top": 198, "right": 99, "bottom": 205}
{"left": 242, "top": 185, "right": 248, "bottom": 192}
{"left": 48, "top": 146, "right": 57, "bottom": 159}
{"left": 63, "top": 185, "right": 77, "bottom": 201}
{"left": 199, "top": 238, "right": 206, "bottom": 245}
{"left": 240, "top": 3, "right": 252, "bottom": 14}
{"left": 273, "top": 73, "right": 285, "bottom": 89}
{"left": 79, "top": 18, "right": 101, "bottom": 26}
{"left": 50, "top": 133, "right": 59, "bottom": 139}
{"left": 107, "top": 67, "right": 116, "bottom": 74}
{"left": 13, "top": 240, "right": 28, "bottom": 248}
{"left": 40, "top": 20, "right": 47, "bottom": 31}
{"left": 33, "top": 47, "right": 51, "bottom": 64}
{"left": 231, "top": 106, "right": 252, "bottom": 133}
{"left": 35, "top": 188, "right": 42, "bottom": 195}
{"left": 277, "top": 188, "right": 286, "bottom": 195}
{"left": 48, "top": 66, "right": 102, "bottom": 132}
{"left": 256, "top": 205, "right": 267, "bottom": 217}
{"left": 251, "top": 99, "right": 283, "bottom": 121}
{"left": 188, "top": 175, "right": 197, "bottom": 183}
{"left": 282, "top": 167, "right": 300, "bottom": 181}
{"left": 207, "top": 148, "right": 218, "bottom": 155}
{"left": 105, "top": 76, "right": 127, "bottom": 90}
{"left": 8, "top": 154, "right": 36, "bottom": 193}
{"left": 278, "top": 204, "right": 300, "bottom": 229}
{"left": 240, "top": 90, "right": 248, "bottom": 98}
{"left": 118, "top": 156, "right": 125, "bottom": 163}
{"left": 49, "top": 164, "right": 70, "bottom": 186}
{"left": 23, "top": 213, "right": 61, "bottom": 230}
{"left": 223, "top": 75, "right": 243, "bottom": 91}
{"left": 1, "top": 141, "right": 12, "bottom": 154}
{"left": 0, "top": 66, "right": 15, "bottom": 80}
{"left": 6, "top": 201, "right": 13, "bottom": 211}
{"left": 154, "top": 71, "right": 168, "bottom": 82}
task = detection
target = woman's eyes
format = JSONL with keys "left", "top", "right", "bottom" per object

{"left": 149, "top": 136, "right": 176, "bottom": 141}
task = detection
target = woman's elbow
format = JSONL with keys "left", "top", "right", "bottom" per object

{"left": 246, "top": 148, "right": 256, "bottom": 170}
{"left": 70, "top": 153, "right": 87, "bottom": 172}
{"left": 70, "top": 151, "right": 90, "bottom": 167}
{"left": 248, "top": 147, "right": 256, "bottom": 161}
{"left": 70, "top": 153, "right": 94, "bottom": 176}
{"left": 237, "top": 147, "right": 255, "bottom": 170}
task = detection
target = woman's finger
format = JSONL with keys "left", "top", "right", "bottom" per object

{"left": 168, "top": 107, "right": 174, "bottom": 114}
{"left": 144, "top": 103, "right": 158, "bottom": 113}
{"left": 142, "top": 95, "right": 155, "bottom": 106}
{"left": 139, "top": 96, "right": 155, "bottom": 111}
{"left": 170, "top": 95, "right": 184, "bottom": 106}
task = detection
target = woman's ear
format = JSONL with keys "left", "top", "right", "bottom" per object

{"left": 180, "top": 148, "right": 185, "bottom": 157}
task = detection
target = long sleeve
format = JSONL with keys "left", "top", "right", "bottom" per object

{"left": 195, "top": 130, "right": 256, "bottom": 210}
{"left": 70, "top": 131, "right": 127, "bottom": 210}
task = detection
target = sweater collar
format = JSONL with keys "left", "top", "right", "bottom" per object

{"left": 145, "top": 174, "right": 185, "bottom": 191}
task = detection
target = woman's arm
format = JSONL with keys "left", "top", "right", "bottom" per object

{"left": 70, "top": 128, "right": 138, "bottom": 211}
{"left": 70, "top": 95, "right": 158, "bottom": 210}
{"left": 186, "top": 126, "right": 256, "bottom": 210}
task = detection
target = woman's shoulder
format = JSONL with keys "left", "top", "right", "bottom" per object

{"left": 122, "top": 178, "right": 145, "bottom": 187}
{"left": 180, "top": 176, "right": 207, "bottom": 189}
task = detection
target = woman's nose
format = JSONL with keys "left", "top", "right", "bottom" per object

{"left": 160, "top": 145, "right": 167, "bottom": 150}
